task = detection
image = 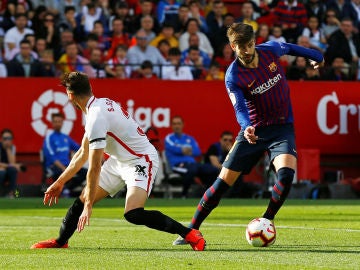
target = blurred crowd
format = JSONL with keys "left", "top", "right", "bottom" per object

{"left": 0, "top": 0, "right": 359, "bottom": 80}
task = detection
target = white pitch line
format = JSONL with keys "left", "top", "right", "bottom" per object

{"left": 1, "top": 216, "right": 360, "bottom": 232}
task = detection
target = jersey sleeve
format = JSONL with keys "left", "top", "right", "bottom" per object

{"left": 225, "top": 80, "right": 252, "bottom": 129}
{"left": 260, "top": 41, "right": 324, "bottom": 63}
{"left": 86, "top": 110, "right": 108, "bottom": 150}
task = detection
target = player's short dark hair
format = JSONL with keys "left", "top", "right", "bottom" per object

{"left": 60, "top": 72, "right": 92, "bottom": 96}
{"left": 227, "top": 23, "right": 255, "bottom": 46}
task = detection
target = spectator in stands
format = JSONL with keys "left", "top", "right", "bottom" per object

{"left": 113, "top": 65, "right": 127, "bottom": 79}
{"left": 81, "top": 33, "right": 100, "bottom": 60}
{"left": 255, "top": 23, "right": 270, "bottom": 44}
{"left": 105, "top": 18, "right": 131, "bottom": 61}
{"left": 326, "top": 0, "right": 359, "bottom": 29}
{"left": 213, "top": 43, "right": 235, "bottom": 72}
{"left": 131, "top": 15, "right": 156, "bottom": 45}
{"left": 205, "top": 61, "right": 224, "bottom": 80}
{"left": 302, "top": 15, "right": 327, "bottom": 53}
{"left": 33, "top": 12, "right": 60, "bottom": 50}
{"left": 273, "top": 0, "right": 308, "bottom": 43}
{"left": 53, "top": 29, "right": 75, "bottom": 61}
{"left": 34, "top": 37, "right": 47, "bottom": 56}
{"left": 304, "top": 62, "right": 321, "bottom": 80}
{"left": 42, "top": 113, "right": 86, "bottom": 197}
{"left": 325, "top": 17, "right": 360, "bottom": 78}
{"left": 237, "top": 1, "right": 258, "bottom": 32}
{"left": 321, "top": 8, "right": 341, "bottom": 40}
{"left": 269, "top": 25, "right": 286, "bottom": 43}
{"left": 162, "top": 47, "right": 193, "bottom": 80}
{"left": 2, "top": 2, "right": 18, "bottom": 32}
{"left": 166, "top": 4, "right": 190, "bottom": 38}
{"left": 286, "top": 56, "right": 308, "bottom": 80}
{"left": 305, "top": 0, "right": 327, "bottom": 23}
{"left": 78, "top": 2, "right": 107, "bottom": 35}
{"left": 88, "top": 48, "right": 106, "bottom": 78}
{"left": 204, "top": 131, "right": 234, "bottom": 172}
{"left": 188, "top": 0, "right": 209, "bottom": 33}
{"left": 181, "top": 33, "right": 211, "bottom": 67}
{"left": 91, "top": 20, "right": 111, "bottom": 53}
{"left": 105, "top": 44, "right": 131, "bottom": 78}
{"left": 178, "top": 18, "right": 214, "bottom": 58}
{"left": 38, "top": 49, "right": 56, "bottom": 77}
{"left": 57, "top": 41, "right": 95, "bottom": 77}
{"left": 130, "top": 60, "right": 158, "bottom": 79}
{"left": 181, "top": 45, "right": 208, "bottom": 79}
{"left": 150, "top": 22, "right": 179, "bottom": 48}
{"left": 7, "top": 33, "right": 38, "bottom": 61}
{"left": 157, "top": 39, "right": 172, "bottom": 60}
{"left": 6, "top": 39, "right": 48, "bottom": 77}
{"left": 157, "top": 0, "right": 180, "bottom": 24}
{"left": 348, "top": 0, "right": 360, "bottom": 31}
{"left": 108, "top": 1, "right": 134, "bottom": 34}
{"left": 210, "top": 12, "right": 235, "bottom": 55}
{"left": 58, "top": 6, "right": 86, "bottom": 43}
{"left": 164, "top": 116, "right": 218, "bottom": 198}
{"left": 127, "top": 29, "right": 167, "bottom": 77}
{"left": 0, "top": 128, "right": 25, "bottom": 198}
{"left": 4, "top": 13, "right": 34, "bottom": 61}
{"left": 133, "top": 0, "right": 161, "bottom": 35}
{"left": 322, "top": 57, "right": 351, "bottom": 81}
{"left": 206, "top": 0, "right": 225, "bottom": 37}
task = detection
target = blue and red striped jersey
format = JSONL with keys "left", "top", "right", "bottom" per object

{"left": 225, "top": 41, "right": 323, "bottom": 129}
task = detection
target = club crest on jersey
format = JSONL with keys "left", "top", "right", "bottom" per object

{"left": 268, "top": 62, "right": 277, "bottom": 72}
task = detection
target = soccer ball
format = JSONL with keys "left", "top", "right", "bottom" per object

{"left": 245, "top": 218, "right": 276, "bottom": 247}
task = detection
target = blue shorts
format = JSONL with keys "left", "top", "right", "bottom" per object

{"left": 222, "top": 124, "right": 297, "bottom": 174}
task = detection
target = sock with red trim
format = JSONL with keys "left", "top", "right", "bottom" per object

{"left": 263, "top": 167, "right": 294, "bottom": 220}
{"left": 189, "top": 178, "right": 230, "bottom": 230}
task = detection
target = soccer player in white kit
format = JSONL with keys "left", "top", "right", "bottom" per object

{"left": 31, "top": 71, "right": 206, "bottom": 251}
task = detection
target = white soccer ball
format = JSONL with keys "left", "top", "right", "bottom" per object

{"left": 245, "top": 218, "right": 276, "bottom": 247}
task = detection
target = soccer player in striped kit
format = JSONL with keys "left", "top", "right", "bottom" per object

{"left": 31, "top": 71, "right": 205, "bottom": 251}
{"left": 173, "top": 22, "right": 324, "bottom": 246}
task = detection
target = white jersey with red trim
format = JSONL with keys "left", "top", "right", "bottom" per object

{"left": 85, "top": 96, "right": 157, "bottom": 162}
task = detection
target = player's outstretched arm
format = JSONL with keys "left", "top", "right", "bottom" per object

{"left": 43, "top": 135, "right": 89, "bottom": 206}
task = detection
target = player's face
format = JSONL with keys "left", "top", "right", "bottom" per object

{"left": 232, "top": 39, "right": 256, "bottom": 65}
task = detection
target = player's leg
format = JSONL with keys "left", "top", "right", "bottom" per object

{"left": 262, "top": 124, "right": 297, "bottom": 220}
{"left": 56, "top": 186, "right": 109, "bottom": 245}
{"left": 262, "top": 153, "right": 296, "bottom": 220}
{"left": 190, "top": 168, "right": 239, "bottom": 230}
{"left": 123, "top": 186, "right": 205, "bottom": 250}
{"left": 30, "top": 186, "right": 109, "bottom": 249}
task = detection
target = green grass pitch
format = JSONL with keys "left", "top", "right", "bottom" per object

{"left": 0, "top": 198, "right": 359, "bottom": 270}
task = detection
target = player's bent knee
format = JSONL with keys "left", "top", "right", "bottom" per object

{"left": 277, "top": 167, "right": 295, "bottom": 185}
{"left": 124, "top": 207, "right": 145, "bottom": 225}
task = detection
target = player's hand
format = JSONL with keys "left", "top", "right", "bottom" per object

{"left": 43, "top": 181, "right": 64, "bottom": 206}
{"left": 244, "top": 126, "right": 258, "bottom": 144}
{"left": 77, "top": 204, "right": 92, "bottom": 232}
{"left": 310, "top": 60, "right": 325, "bottom": 69}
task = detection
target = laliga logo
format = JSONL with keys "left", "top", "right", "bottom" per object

{"left": 31, "top": 89, "right": 76, "bottom": 136}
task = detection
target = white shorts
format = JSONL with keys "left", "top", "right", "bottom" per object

{"left": 99, "top": 154, "right": 159, "bottom": 197}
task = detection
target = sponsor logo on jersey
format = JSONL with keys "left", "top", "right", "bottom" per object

{"left": 250, "top": 74, "right": 282, "bottom": 95}
{"left": 269, "top": 62, "right": 277, "bottom": 72}
{"left": 135, "top": 164, "right": 147, "bottom": 178}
